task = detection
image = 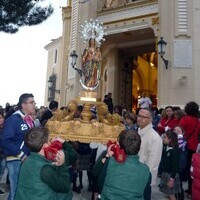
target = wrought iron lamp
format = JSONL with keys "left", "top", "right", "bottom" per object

{"left": 157, "top": 37, "right": 168, "bottom": 69}
{"left": 47, "top": 74, "right": 60, "bottom": 101}
{"left": 70, "top": 50, "right": 82, "bottom": 76}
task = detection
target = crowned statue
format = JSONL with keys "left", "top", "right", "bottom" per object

{"left": 80, "top": 19, "right": 105, "bottom": 91}
{"left": 81, "top": 39, "right": 101, "bottom": 88}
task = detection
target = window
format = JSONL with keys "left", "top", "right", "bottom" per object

{"left": 54, "top": 49, "right": 58, "bottom": 64}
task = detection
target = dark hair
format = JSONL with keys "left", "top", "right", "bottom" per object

{"left": 60, "top": 106, "right": 67, "bottom": 111}
{"left": 136, "top": 108, "right": 141, "bottom": 115}
{"left": 25, "top": 127, "right": 49, "bottom": 152}
{"left": 165, "top": 130, "right": 178, "bottom": 148}
{"left": 174, "top": 109, "right": 185, "bottom": 120}
{"left": 152, "top": 107, "right": 159, "bottom": 115}
{"left": 165, "top": 106, "right": 173, "bottom": 111}
{"left": 114, "top": 105, "right": 122, "bottom": 116}
{"left": 124, "top": 112, "right": 136, "bottom": 124}
{"left": 17, "top": 93, "right": 34, "bottom": 109}
{"left": 49, "top": 101, "right": 58, "bottom": 110}
{"left": 89, "top": 38, "right": 95, "bottom": 47}
{"left": 158, "top": 108, "right": 164, "bottom": 115}
{"left": 77, "top": 105, "right": 83, "bottom": 112}
{"left": 118, "top": 130, "right": 141, "bottom": 155}
{"left": 173, "top": 106, "right": 181, "bottom": 111}
{"left": 184, "top": 101, "right": 199, "bottom": 117}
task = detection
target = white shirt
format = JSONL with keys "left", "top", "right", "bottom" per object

{"left": 138, "top": 123, "right": 163, "bottom": 185}
{"left": 139, "top": 97, "right": 152, "bottom": 108}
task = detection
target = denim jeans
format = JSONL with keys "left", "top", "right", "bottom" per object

{"left": 0, "top": 158, "right": 6, "bottom": 181}
{"left": 6, "top": 160, "right": 21, "bottom": 200}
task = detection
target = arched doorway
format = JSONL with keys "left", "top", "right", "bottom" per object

{"left": 101, "top": 28, "right": 157, "bottom": 111}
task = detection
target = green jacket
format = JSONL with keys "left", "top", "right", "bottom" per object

{"left": 15, "top": 142, "right": 78, "bottom": 200}
{"left": 93, "top": 155, "right": 151, "bottom": 200}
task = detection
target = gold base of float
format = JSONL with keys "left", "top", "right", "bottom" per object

{"left": 46, "top": 91, "right": 124, "bottom": 144}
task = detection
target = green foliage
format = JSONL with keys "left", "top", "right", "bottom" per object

{"left": 0, "top": 0, "right": 54, "bottom": 33}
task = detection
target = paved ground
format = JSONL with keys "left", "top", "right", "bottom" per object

{"left": 0, "top": 171, "right": 191, "bottom": 200}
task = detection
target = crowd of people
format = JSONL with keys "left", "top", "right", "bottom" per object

{"left": 0, "top": 93, "right": 200, "bottom": 200}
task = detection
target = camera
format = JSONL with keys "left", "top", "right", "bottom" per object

{"left": 107, "top": 140, "right": 126, "bottom": 163}
{"left": 44, "top": 140, "right": 63, "bottom": 161}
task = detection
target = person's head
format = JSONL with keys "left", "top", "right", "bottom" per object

{"left": 124, "top": 112, "right": 136, "bottom": 126}
{"left": 142, "top": 92, "right": 146, "bottom": 98}
{"left": 60, "top": 106, "right": 67, "bottom": 111}
{"left": 17, "top": 93, "right": 36, "bottom": 115}
{"left": 0, "top": 111, "right": 5, "bottom": 127}
{"left": 25, "top": 127, "right": 49, "bottom": 153}
{"left": 49, "top": 100, "right": 58, "bottom": 111}
{"left": 118, "top": 130, "right": 141, "bottom": 155}
{"left": 173, "top": 126, "right": 184, "bottom": 135}
{"left": 5, "top": 102, "right": 10, "bottom": 108}
{"left": 184, "top": 101, "right": 199, "bottom": 117}
{"left": 108, "top": 92, "right": 112, "bottom": 98}
{"left": 163, "top": 130, "right": 178, "bottom": 147}
{"left": 158, "top": 108, "right": 164, "bottom": 114}
{"left": 74, "top": 105, "right": 83, "bottom": 118}
{"left": 174, "top": 109, "right": 185, "bottom": 120}
{"left": 165, "top": 106, "right": 174, "bottom": 118}
{"left": 104, "top": 95, "right": 108, "bottom": 99}
{"left": 151, "top": 107, "right": 159, "bottom": 116}
{"left": 30, "top": 109, "right": 38, "bottom": 121}
{"left": 114, "top": 105, "right": 122, "bottom": 116}
{"left": 137, "top": 108, "right": 153, "bottom": 129}
{"left": 40, "top": 106, "right": 45, "bottom": 110}
{"left": 89, "top": 38, "right": 96, "bottom": 47}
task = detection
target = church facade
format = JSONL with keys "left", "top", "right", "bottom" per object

{"left": 44, "top": 0, "right": 200, "bottom": 110}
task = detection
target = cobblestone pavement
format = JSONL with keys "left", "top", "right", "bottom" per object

{"left": 0, "top": 171, "right": 191, "bottom": 200}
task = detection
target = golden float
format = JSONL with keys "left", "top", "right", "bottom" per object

{"left": 47, "top": 93, "right": 124, "bottom": 144}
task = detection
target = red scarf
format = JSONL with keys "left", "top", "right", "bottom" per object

{"left": 24, "top": 115, "right": 34, "bottom": 128}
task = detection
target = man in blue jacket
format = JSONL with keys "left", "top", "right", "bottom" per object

{"left": 1, "top": 93, "right": 36, "bottom": 200}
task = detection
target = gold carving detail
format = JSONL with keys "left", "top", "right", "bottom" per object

{"left": 152, "top": 16, "right": 159, "bottom": 25}
{"left": 47, "top": 93, "right": 124, "bottom": 144}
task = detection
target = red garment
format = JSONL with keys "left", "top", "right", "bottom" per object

{"left": 156, "top": 117, "right": 179, "bottom": 135}
{"left": 179, "top": 116, "right": 200, "bottom": 151}
{"left": 192, "top": 153, "right": 200, "bottom": 200}
{"left": 24, "top": 115, "right": 34, "bottom": 128}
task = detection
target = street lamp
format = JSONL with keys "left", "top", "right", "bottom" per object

{"left": 70, "top": 50, "right": 78, "bottom": 68}
{"left": 157, "top": 37, "right": 168, "bottom": 69}
{"left": 70, "top": 50, "right": 82, "bottom": 77}
{"left": 47, "top": 74, "right": 60, "bottom": 102}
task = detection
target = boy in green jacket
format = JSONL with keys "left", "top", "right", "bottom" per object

{"left": 15, "top": 127, "right": 77, "bottom": 200}
{"left": 92, "top": 130, "right": 151, "bottom": 200}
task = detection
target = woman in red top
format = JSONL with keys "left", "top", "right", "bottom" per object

{"left": 179, "top": 101, "right": 200, "bottom": 196}
{"left": 157, "top": 106, "right": 179, "bottom": 135}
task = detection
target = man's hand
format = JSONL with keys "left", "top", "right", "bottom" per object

{"left": 52, "top": 150, "right": 65, "bottom": 166}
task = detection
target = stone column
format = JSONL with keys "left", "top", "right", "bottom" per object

{"left": 59, "top": 5, "right": 72, "bottom": 106}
